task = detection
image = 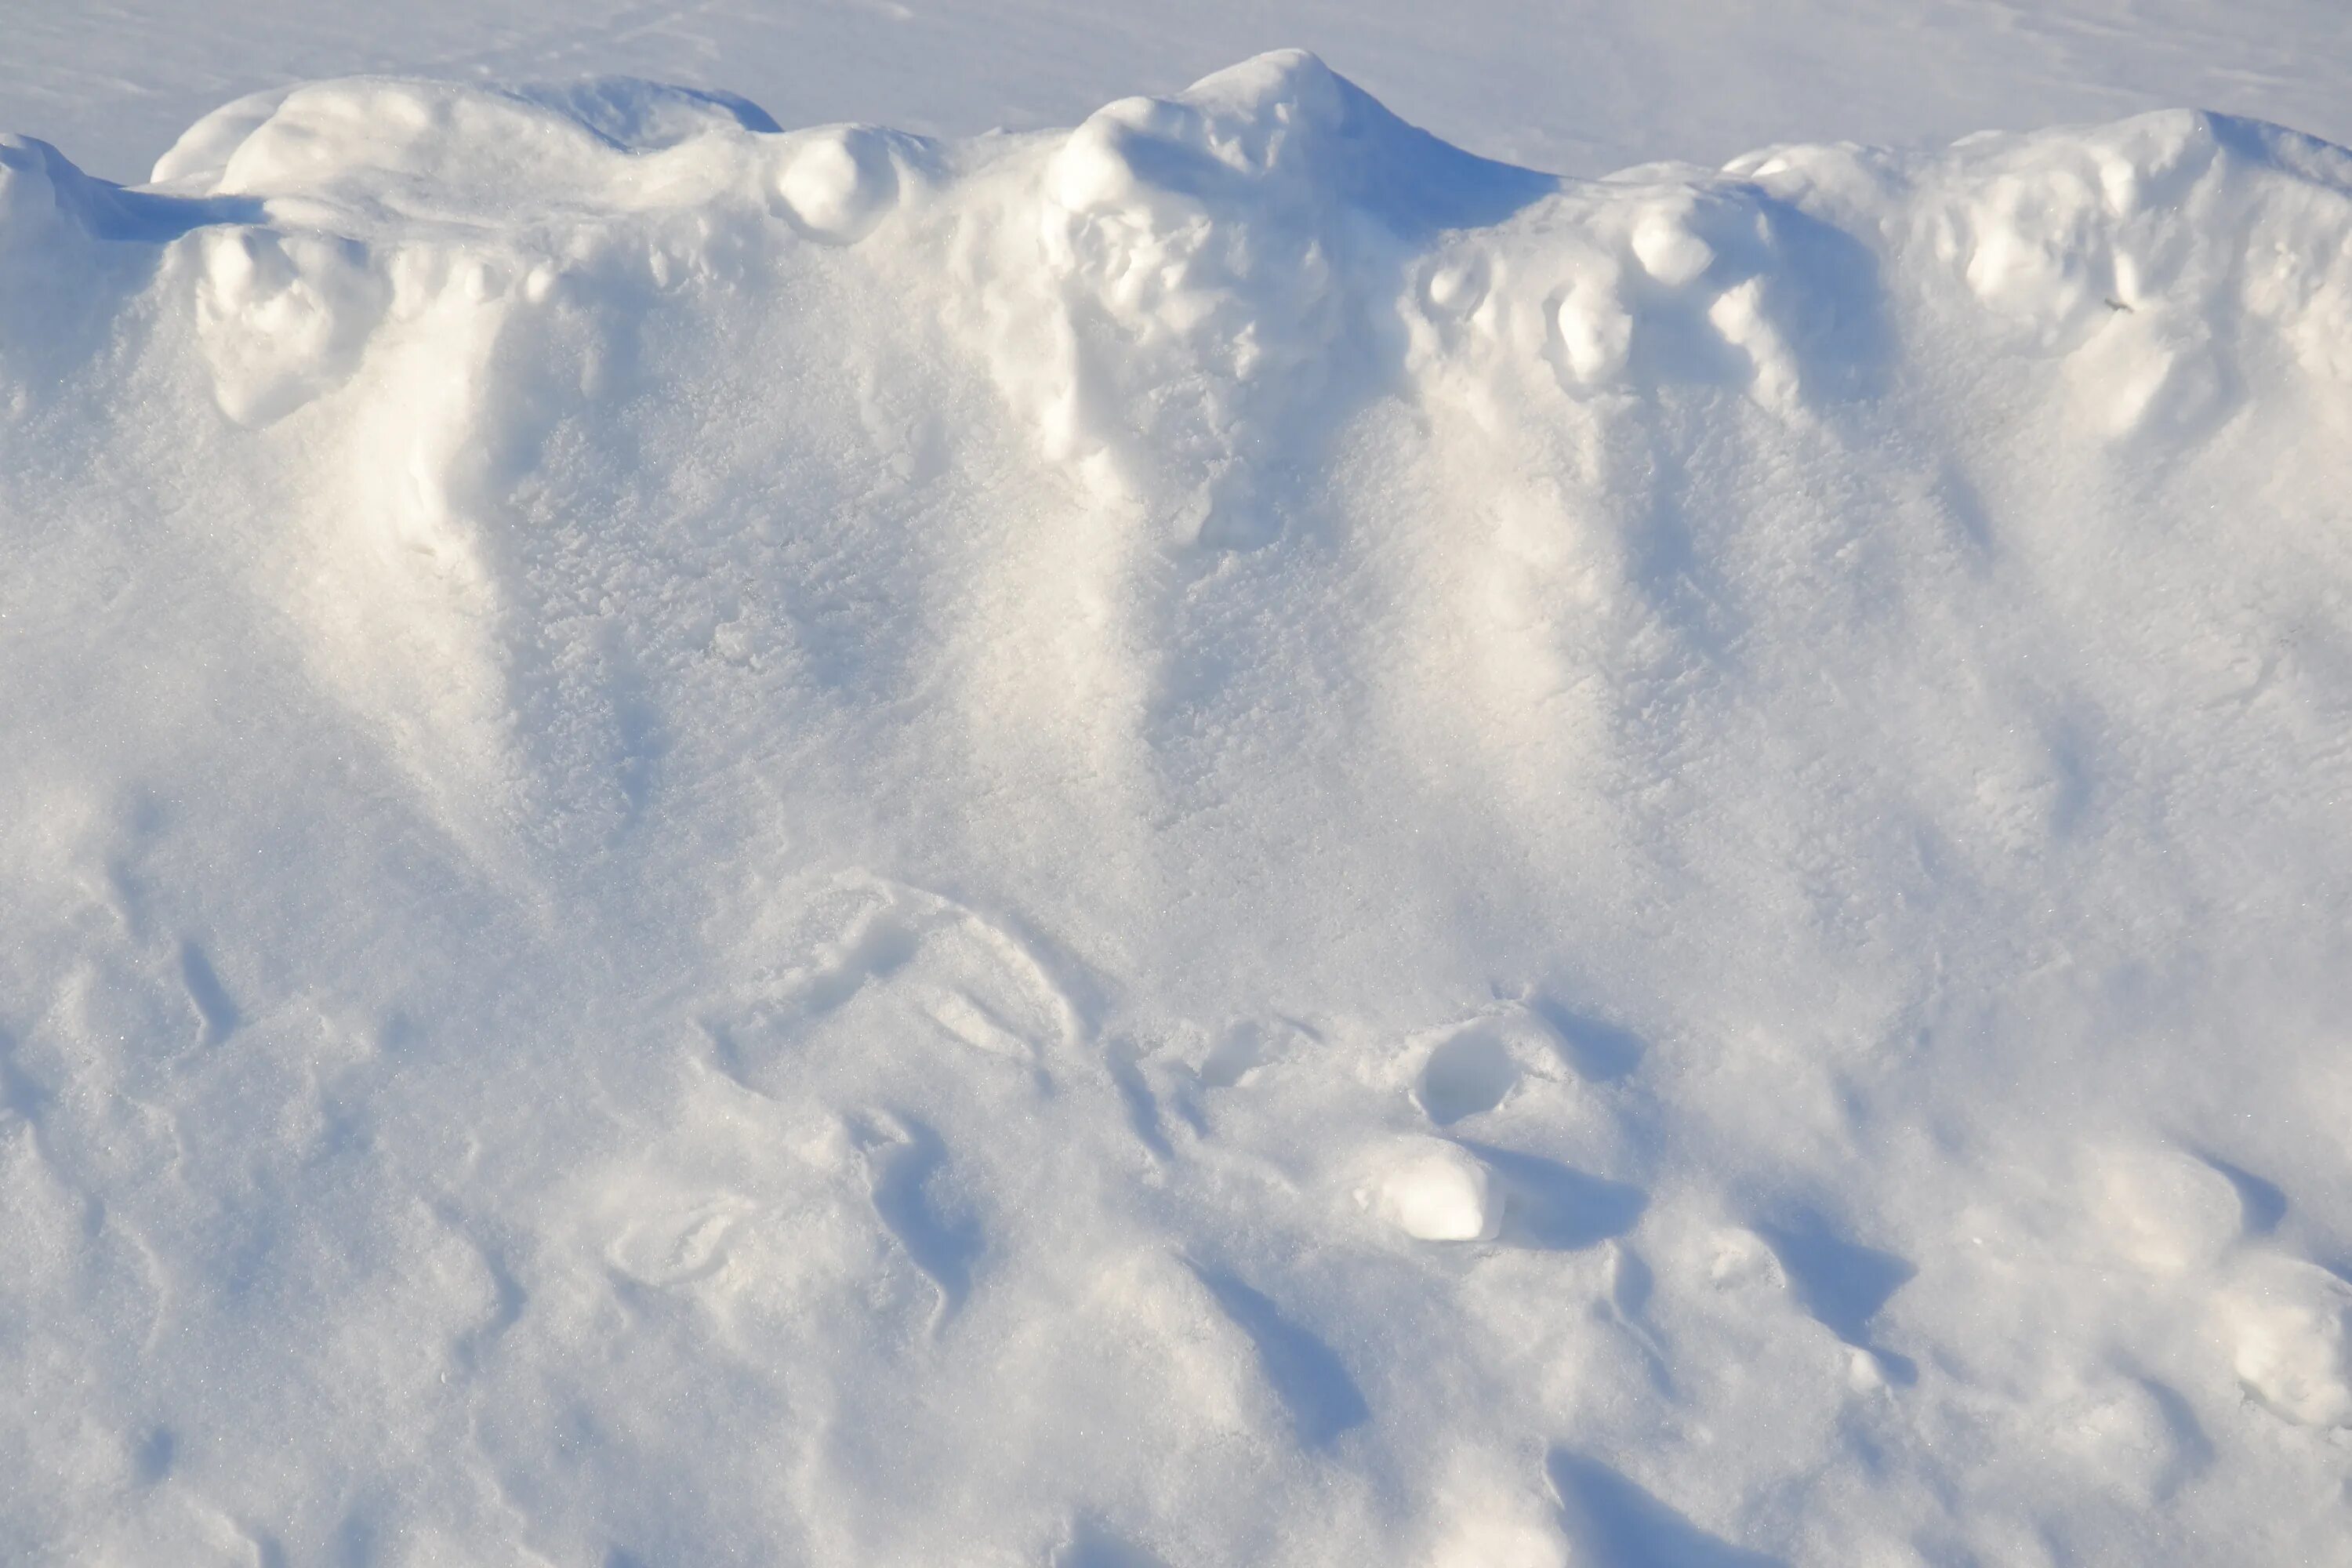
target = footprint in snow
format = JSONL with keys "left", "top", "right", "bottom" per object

{"left": 1523, "top": 996, "right": 1646, "bottom": 1083}
{"left": 605, "top": 1193, "right": 755, "bottom": 1290}
{"left": 1186, "top": 1261, "right": 1369, "bottom": 1448}
{"left": 1408, "top": 997, "right": 1642, "bottom": 1127}
{"left": 2220, "top": 1254, "right": 2352, "bottom": 1429}
{"left": 2193, "top": 1152, "right": 2288, "bottom": 1238}
{"left": 1547, "top": 1450, "right": 1785, "bottom": 1568}
{"left": 708, "top": 877, "right": 1086, "bottom": 1104}
{"left": 853, "top": 1111, "right": 982, "bottom": 1330}
{"left": 1052, "top": 1515, "right": 1170, "bottom": 1568}
{"left": 1747, "top": 1209, "right": 1918, "bottom": 1385}
{"left": 1416, "top": 1024, "right": 1523, "bottom": 1125}
{"left": 178, "top": 938, "right": 239, "bottom": 1047}
{"left": 1196, "top": 1017, "right": 1308, "bottom": 1091}
{"left": 1166, "top": 1017, "right": 1319, "bottom": 1142}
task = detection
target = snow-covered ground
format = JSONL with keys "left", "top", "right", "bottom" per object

{"left": 5, "top": 9, "right": 2352, "bottom": 1568}
{"left": 7, "top": 0, "right": 2352, "bottom": 187}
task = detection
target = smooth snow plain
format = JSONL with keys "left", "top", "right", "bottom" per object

{"left": 3, "top": 45, "right": 2352, "bottom": 1568}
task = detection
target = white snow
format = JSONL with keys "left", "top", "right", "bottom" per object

{"left": 1360, "top": 1138, "right": 1501, "bottom": 1243}
{"left": 10, "top": 0, "right": 2352, "bottom": 191}
{"left": 5, "top": 35, "right": 2352, "bottom": 1568}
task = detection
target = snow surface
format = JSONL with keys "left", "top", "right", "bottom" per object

{"left": 5, "top": 42, "right": 2352, "bottom": 1568}
{"left": 8, "top": 0, "right": 2352, "bottom": 189}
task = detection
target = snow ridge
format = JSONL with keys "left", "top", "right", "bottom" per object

{"left": 5, "top": 51, "right": 2352, "bottom": 1566}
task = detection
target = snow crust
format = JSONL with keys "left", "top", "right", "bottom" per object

{"left": 5, "top": 51, "right": 2352, "bottom": 1565}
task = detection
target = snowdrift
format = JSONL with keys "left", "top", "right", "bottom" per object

{"left": 5, "top": 52, "right": 2351, "bottom": 1566}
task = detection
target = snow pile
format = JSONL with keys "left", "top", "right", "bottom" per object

{"left": 4, "top": 52, "right": 2351, "bottom": 1566}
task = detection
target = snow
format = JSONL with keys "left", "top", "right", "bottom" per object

{"left": 10, "top": 0, "right": 2352, "bottom": 189}
{"left": 4, "top": 28, "right": 2352, "bottom": 1568}
{"left": 1361, "top": 1138, "right": 1502, "bottom": 1243}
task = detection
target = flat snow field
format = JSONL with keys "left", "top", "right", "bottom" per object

{"left": 4, "top": 5, "right": 2352, "bottom": 1567}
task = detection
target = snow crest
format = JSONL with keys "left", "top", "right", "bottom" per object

{"left": 5, "top": 54, "right": 2352, "bottom": 1566}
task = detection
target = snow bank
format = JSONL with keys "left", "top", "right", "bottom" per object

{"left": 5, "top": 52, "right": 2352, "bottom": 1566}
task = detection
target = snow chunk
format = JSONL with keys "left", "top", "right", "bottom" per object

{"left": 1551, "top": 259, "right": 1633, "bottom": 385}
{"left": 1362, "top": 1138, "right": 1501, "bottom": 1242}
{"left": 774, "top": 126, "right": 903, "bottom": 244}
{"left": 1631, "top": 207, "right": 1717, "bottom": 287}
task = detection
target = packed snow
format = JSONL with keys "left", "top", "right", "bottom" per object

{"left": 4, "top": 42, "right": 2352, "bottom": 1568}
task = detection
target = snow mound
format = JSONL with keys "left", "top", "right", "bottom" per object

{"left": 5, "top": 52, "right": 2352, "bottom": 1566}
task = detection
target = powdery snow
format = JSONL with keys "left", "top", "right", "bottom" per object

{"left": 10, "top": 0, "right": 2352, "bottom": 189}
{"left": 3, "top": 49, "right": 2352, "bottom": 1566}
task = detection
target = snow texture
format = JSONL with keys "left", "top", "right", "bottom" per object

{"left": 5, "top": 46, "right": 2352, "bottom": 1567}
